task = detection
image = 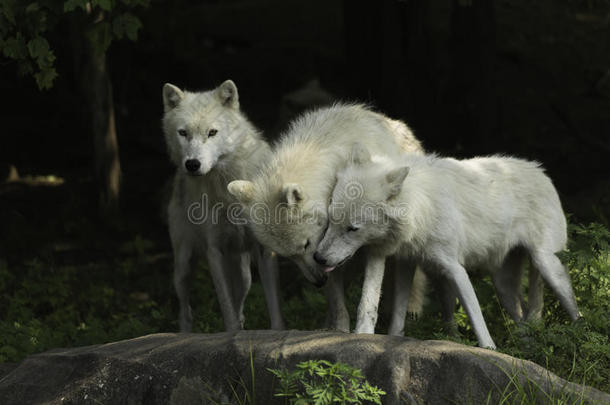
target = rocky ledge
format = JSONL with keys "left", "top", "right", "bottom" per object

{"left": 0, "top": 330, "right": 608, "bottom": 404}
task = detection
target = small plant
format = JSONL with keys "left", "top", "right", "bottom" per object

{"left": 268, "top": 359, "right": 386, "bottom": 405}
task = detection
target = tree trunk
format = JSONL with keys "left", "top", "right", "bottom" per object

{"left": 82, "top": 16, "right": 121, "bottom": 218}
{"left": 89, "top": 50, "right": 121, "bottom": 217}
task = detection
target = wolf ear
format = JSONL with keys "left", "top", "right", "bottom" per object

{"left": 385, "top": 166, "right": 409, "bottom": 198}
{"left": 282, "top": 183, "right": 305, "bottom": 206}
{"left": 217, "top": 79, "right": 239, "bottom": 108}
{"left": 350, "top": 142, "right": 371, "bottom": 165}
{"left": 228, "top": 180, "right": 255, "bottom": 204}
{"left": 163, "top": 83, "right": 184, "bottom": 111}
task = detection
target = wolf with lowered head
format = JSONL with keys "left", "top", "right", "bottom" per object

{"left": 316, "top": 143, "right": 581, "bottom": 349}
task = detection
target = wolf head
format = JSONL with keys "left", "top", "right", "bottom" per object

{"left": 162, "top": 80, "right": 249, "bottom": 175}
{"left": 227, "top": 179, "right": 330, "bottom": 287}
{"left": 314, "top": 143, "right": 410, "bottom": 269}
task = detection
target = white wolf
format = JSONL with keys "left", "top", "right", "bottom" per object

{"left": 162, "top": 80, "right": 284, "bottom": 332}
{"left": 315, "top": 144, "right": 582, "bottom": 349}
{"left": 227, "top": 103, "right": 424, "bottom": 332}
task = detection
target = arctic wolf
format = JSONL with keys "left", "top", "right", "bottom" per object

{"left": 315, "top": 144, "right": 582, "bottom": 349}
{"left": 162, "top": 80, "right": 284, "bottom": 332}
{"left": 228, "top": 104, "right": 424, "bottom": 331}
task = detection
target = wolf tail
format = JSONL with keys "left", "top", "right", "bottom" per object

{"left": 407, "top": 265, "right": 427, "bottom": 319}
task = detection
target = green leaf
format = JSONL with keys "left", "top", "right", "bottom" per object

{"left": 2, "top": 35, "right": 28, "bottom": 59}
{"left": 269, "top": 360, "right": 385, "bottom": 404}
{"left": 34, "top": 66, "right": 58, "bottom": 90}
{"left": 27, "top": 36, "right": 49, "bottom": 59}
{"left": 112, "top": 12, "right": 141, "bottom": 41}
{"left": 36, "top": 48, "right": 55, "bottom": 69}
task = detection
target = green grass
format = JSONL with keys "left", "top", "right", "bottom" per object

{"left": 0, "top": 219, "right": 608, "bottom": 397}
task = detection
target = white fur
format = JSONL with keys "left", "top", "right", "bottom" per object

{"left": 163, "top": 80, "right": 284, "bottom": 332}
{"left": 228, "top": 104, "right": 424, "bottom": 332}
{"left": 317, "top": 147, "right": 582, "bottom": 349}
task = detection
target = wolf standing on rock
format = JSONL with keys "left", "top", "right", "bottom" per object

{"left": 315, "top": 144, "right": 582, "bottom": 349}
{"left": 162, "top": 80, "right": 284, "bottom": 332}
{"left": 228, "top": 104, "right": 424, "bottom": 332}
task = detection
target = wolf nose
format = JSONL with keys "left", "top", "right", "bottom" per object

{"left": 185, "top": 159, "right": 201, "bottom": 172}
{"left": 313, "top": 252, "right": 327, "bottom": 266}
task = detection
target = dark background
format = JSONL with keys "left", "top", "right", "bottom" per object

{"left": 1, "top": 0, "right": 609, "bottom": 276}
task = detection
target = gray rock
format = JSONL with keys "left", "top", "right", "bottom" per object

{"left": 0, "top": 331, "right": 607, "bottom": 404}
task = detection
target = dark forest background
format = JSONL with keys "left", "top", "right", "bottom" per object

{"left": 2, "top": 0, "right": 609, "bottom": 225}
{"left": 1, "top": 0, "right": 609, "bottom": 390}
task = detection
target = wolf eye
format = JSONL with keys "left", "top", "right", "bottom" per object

{"left": 178, "top": 129, "right": 187, "bottom": 137}
{"left": 304, "top": 239, "right": 310, "bottom": 251}
{"left": 208, "top": 129, "right": 218, "bottom": 137}
{"left": 347, "top": 225, "right": 359, "bottom": 232}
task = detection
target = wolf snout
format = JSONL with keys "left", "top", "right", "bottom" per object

{"left": 313, "top": 251, "right": 327, "bottom": 265}
{"left": 185, "top": 159, "right": 201, "bottom": 173}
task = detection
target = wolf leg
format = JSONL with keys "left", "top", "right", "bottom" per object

{"left": 492, "top": 248, "right": 526, "bottom": 322}
{"left": 437, "top": 277, "right": 458, "bottom": 336}
{"left": 231, "top": 251, "right": 252, "bottom": 329}
{"left": 355, "top": 254, "right": 387, "bottom": 334}
{"left": 387, "top": 260, "right": 416, "bottom": 336}
{"left": 173, "top": 241, "right": 194, "bottom": 332}
{"left": 325, "top": 269, "right": 350, "bottom": 332}
{"left": 529, "top": 250, "right": 581, "bottom": 321}
{"left": 407, "top": 265, "right": 427, "bottom": 318}
{"left": 525, "top": 266, "right": 544, "bottom": 321}
{"left": 440, "top": 260, "right": 496, "bottom": 349}
{"left": 221, "top": 252, "right": 247, "bottom": 328}
{"left": 206, "top": 245, "right": 241, "bottom": 331}
{"left": 255, "top": 248, "right": 285, "bottom": 330}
